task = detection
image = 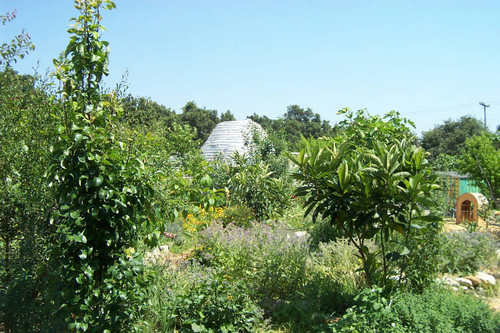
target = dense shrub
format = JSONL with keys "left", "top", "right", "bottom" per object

{"left": 386, "top": 218, "right": 443, "bottom": 293}
{"left": 308, "top": 218, "right": 345, "bottom": 249}
{"left": 332, "top": 286, "right": 500, "bottom": 333}
{"left": 142, "top": 264, "right": 263, "bottom": 333}
{"left": 439, "top": 230, "right": 498, "bottom": 274}
{"left": 220, "top": 204, "right": 255, "bottom": 228}
{"left": 0, "top": 18, "right": 59, "bottom": 333}
{"left": 211, "top": 127, "right": 294, "bottom": 222}
{"left": 227, "top": 157, "right": 293, "bottom": 221}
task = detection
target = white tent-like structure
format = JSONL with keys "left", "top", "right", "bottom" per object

{"left": 201, "top": 119, "right": 265, "bottom": 161}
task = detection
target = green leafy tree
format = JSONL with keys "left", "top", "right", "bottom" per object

{"left": 0, "top": 11, "right": 60, "bottom": 331}
{"left": 0, "top": 70, "right": 59, "bottom": 332}
{"left": 421, "top": 116, "right": 485, "bottom": 162}
{"left": 121, "top": 95, "right": 176, "bottom": 129}
{"left": 177, "top": 101, "right": 219, "bottom": 143}
{"left": 220, "top": 110, "right": 236, "bottom": 121}
{"left": 0, "top": 10, "right": 35, "bottom": 71}
{"left": 211, "top": 126, "right": 294, "bottom": 221}
{"left": 459, "top": 133, "right": 500, "bottom": 207}
{"left": 281, "top": 105, "right": 336, "bottom": 144}
{"left": 248, "top": 113, "right": 274, "bottom": 130}
{"left": 47, "top": 1, "right": 153, "bottom": 330}
{"left": 226, "top": 154, "right": 292, "bottom": 221}
{"left": 290, "top": 109, "right": 440, "bottom": 287}
{"left": 250, "top": 105, "right": 336, "bottom": 150}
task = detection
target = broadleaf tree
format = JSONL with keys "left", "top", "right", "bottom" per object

{"left": 459, "top": 132, "right": 500, "bottom": 208}
{"left": 290, "top": 109, "right": 441, "bottom": 288}
{"left": 0, "top": 12, "right": 60, "bottom": 330}
{"left": 47, "top": 0, "right": 154, "bottom": 330}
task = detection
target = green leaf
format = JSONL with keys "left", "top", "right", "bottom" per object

{"left": 79, "top": 250, "right": 87, "bottom": 260}
{"left": 74, "top": 133, "right": 83, "bottom": 143}
{"left": 93, "top": 176, "right": 103, "bottom": 187}
{"left": 338, "top": 160, "right": 350, "bottom": 193}
{"left": 191, "top": 323, "right": 205, "bottom": 332}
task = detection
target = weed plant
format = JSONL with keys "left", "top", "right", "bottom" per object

{"left": 306, "top": 239, "right": 364, "bottom": 313}
{"left": 193, "top": 221, "right": 367, "bottom": 330}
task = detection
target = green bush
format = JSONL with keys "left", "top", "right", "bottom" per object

{"left": 227, "top": 156, "right": 293, "bottom": 221}
{"left": 46, "top": 1, "right": 156, "bottom": 330}
{"left": 387, "top": 218, "right": 443, "bottom": 293}
{"left": 221, "top": 204, "right": 255, "bottom": 228}
{"left": 308, "top": 218, "right": 345, "bottom": 250}
{"left": 290, "top": 109, "right": 442, "bottom": 287}
{"left": 439, "top": 230, "right": 498, "bottom": 274}
{"left": 332, "top": 286, "right": 500, "bottom": 333}
{"left": 0, "top": 18, "right": 59, "bottom": 333}
{"left": 143, "top": 264, "right": 263, "bottom": 333}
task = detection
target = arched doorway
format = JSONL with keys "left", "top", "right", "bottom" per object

{"left": 460, "top": 200, "right": 473, "bottom": 221}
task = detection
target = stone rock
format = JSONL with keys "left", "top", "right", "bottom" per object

{"left": 159, "top": 245, "right": 169, "bottom": 252}
{"left": 456, "top": 277, "right": 473, "bottom": 288}
{"left": 442, "top": 276, "right": 459, "bottom": 287}
{"left": 476, "top": 272, "right": 496, "bottom": 286}
{"left": 464, "top": 275, "right": 482, "bottom": 287}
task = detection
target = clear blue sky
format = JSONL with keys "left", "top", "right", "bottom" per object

{"left": 2, "top": 0, "right": 499, "bottom": 135}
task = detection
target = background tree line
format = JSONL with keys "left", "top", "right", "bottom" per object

{"left": 119, "top": 90, "right": 499, "bottom": 207}
{"left": 120, "top": 95, "right": 336, "bottom": 149}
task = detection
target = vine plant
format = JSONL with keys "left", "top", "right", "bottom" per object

{"left": 47, "top": 1, "right": 153, "bottom": 331}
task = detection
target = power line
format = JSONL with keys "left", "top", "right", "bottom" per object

{"left": 405, "top": 103, "right": 478, "bottom": 116}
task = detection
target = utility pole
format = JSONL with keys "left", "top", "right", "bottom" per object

{"left": 479, "top": 102, "right": 490, "bottom": 129}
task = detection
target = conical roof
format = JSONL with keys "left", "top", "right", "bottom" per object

{"left": 201, "top": 119, "right": 265, "bottom": 161}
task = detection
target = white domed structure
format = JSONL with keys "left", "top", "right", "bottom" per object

{"left": 201, "top": 119, "right": 265, "bottom": 161}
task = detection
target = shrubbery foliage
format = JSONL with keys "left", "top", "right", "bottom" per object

{"left": 332, "top": 286, "right": 500, "bottom": 333}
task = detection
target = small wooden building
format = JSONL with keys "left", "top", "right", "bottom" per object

{"left": 456, "top": 192, "right": 488, "bottom": 226}
{"left": 435, "top": 171, "right": 483, "bottom": 216}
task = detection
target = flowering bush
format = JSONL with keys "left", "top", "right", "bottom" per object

{"left": 182, "top": 207, "right": 225, "bottom": 233}
{"left": 197, "top": 221, "right": 310, "bottom": 300}
{"left": 439, "top": 230, "right": 498, "bottom": 274}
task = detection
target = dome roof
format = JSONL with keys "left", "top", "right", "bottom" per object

{"left": 201, "top": 119, "right": 265, "bottom": 161}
